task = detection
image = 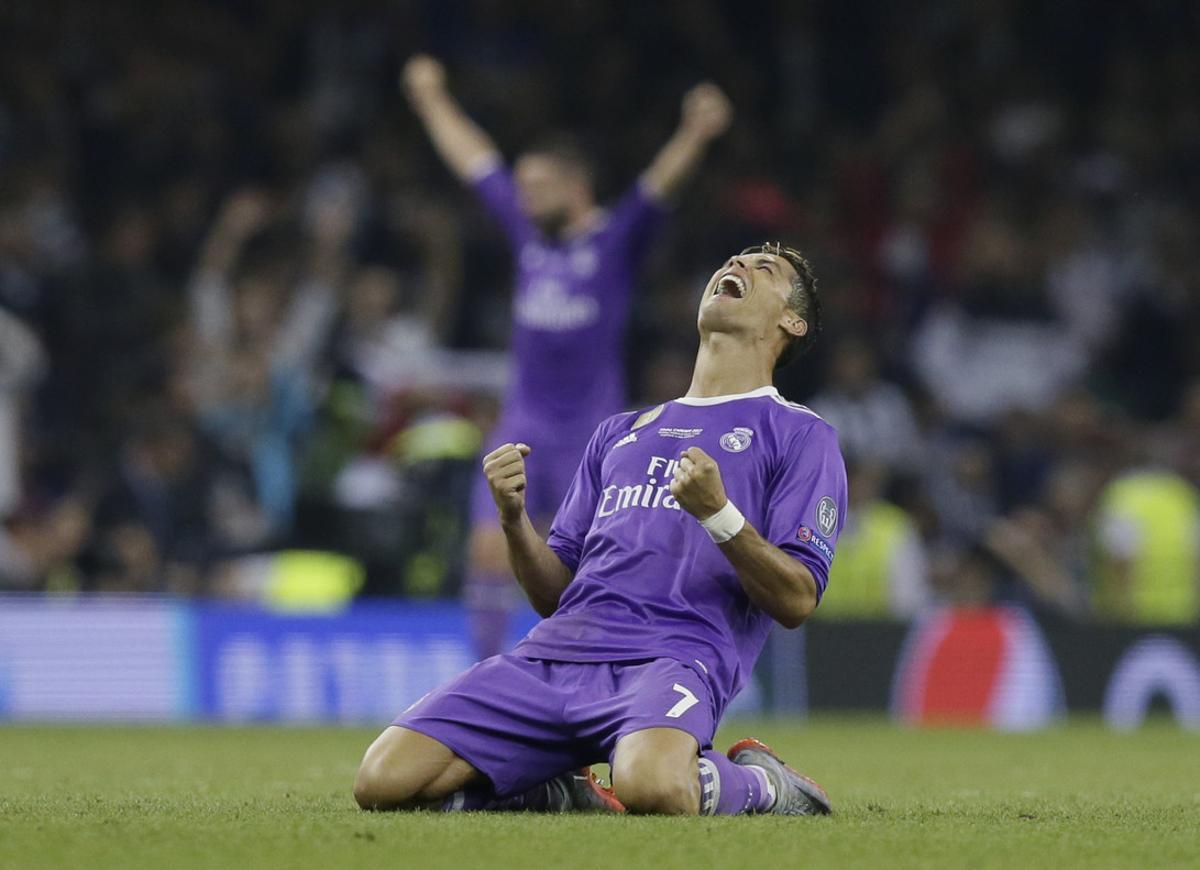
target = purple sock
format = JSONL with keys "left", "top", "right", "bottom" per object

{"left": 464, "top": 573, "right": 513, "bottom": 660}
{"left": 698, "top": 750, "right": 773, "bottom": 815}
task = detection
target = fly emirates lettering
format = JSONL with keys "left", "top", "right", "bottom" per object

{"left": 596, "top": 456, "right": 685, "bottom": 518}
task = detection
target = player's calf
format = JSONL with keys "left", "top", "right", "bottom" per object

{"left": 611, "top": 728, "right": 702, "bottom": 815}
{"left": 613, "top": 772, "right": 700, "bottom": 815}
{"left": 609, "top": 726, "right": 829, "bottom": 817}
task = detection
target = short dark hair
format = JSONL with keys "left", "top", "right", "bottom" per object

{"left": 523, "top": 133, "right": 595, "bottom": 183}
{"left": 740, "top": 242, "right": 821, "bottom": 368}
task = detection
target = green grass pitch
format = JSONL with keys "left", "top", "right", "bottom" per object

{"left": 2, "top": 717, "right": 1198, "bottom": 869}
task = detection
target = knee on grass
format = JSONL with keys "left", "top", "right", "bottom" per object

{"left": 353, "top": 752, "right": 473, "bottom": 811}
{"left": 354, "top": 727, "right": 477, "bottom": 811}
{"left": 353, "top": 759, "right": 417, "bottom": 811}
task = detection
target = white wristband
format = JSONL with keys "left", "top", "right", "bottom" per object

{"left": 699, "top": 500, "right": 745, "bottom": 543}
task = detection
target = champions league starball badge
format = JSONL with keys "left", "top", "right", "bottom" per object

{"left": 816, "top": 496, "right": 838, "bottom": 537}
{"left": 719, "top": 427, "right": 754, "bottom": 453}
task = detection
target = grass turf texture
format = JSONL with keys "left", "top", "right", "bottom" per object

{"left": 2, "top": 718, "right": 1198, "bottom": 870}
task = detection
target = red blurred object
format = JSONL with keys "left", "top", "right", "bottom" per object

{"left": 892, "top": 606, "right": 1065, "bottom": 730}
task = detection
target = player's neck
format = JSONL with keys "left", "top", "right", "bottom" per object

{"left": 560, "top": 205, "right": 602, "bottom": 239}
{"left": 685, "top": 333, "right": 775, "bottom": 399}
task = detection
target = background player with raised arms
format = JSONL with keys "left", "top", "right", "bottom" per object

{"left": 401, "top": 56, "right": 733, "bottom": 659}
{"left": 354, "top": 242, "right": 848, "bottom": 817}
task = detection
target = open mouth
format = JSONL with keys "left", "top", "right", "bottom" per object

{"left": 713, "top": 273, "right": 746, "bottom": 299}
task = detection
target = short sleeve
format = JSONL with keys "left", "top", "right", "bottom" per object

{"left": 546, "top": 417, "right": 622, "bottom": 572}
{"left": 762, "top": 422, "right": 849, "bottom": 604}
{"left": 471, "top": 164, "right": 534, "bottom": 248}
{"left": 604, "top": 181, "right": 666, "bottom": 264}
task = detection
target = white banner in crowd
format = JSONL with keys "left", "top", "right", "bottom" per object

{"left": 1, "top": 596, "right": 1198, "bottom": 728}
{"left": 0, "top": 598, "right": 185, "bottom": 720}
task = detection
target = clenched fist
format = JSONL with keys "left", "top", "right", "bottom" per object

{"left": 402, "top": 55, "right": 447, "bottom": 104}
{"left": 483, "top": 442, "right": 531, "bottom": 523}
{"left": 680, "top": 83, "right": 733, "bottom": 141}
{"left": 670, "top": 446, "right": 729, "bottom": 520}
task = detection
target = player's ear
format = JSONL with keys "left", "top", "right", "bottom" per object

{"left": 779, "top": 311, "right": 808, "bottom": 339}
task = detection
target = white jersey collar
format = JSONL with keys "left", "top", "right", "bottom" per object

{"left": 674, "top": 385, "right": 779, "bottom": 406}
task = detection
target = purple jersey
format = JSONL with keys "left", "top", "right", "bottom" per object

{"left": 515, "top": 386, "right": 849, "bottom": 716}
{"left": 472, "top": 164, "right": 663, "bottom": 434}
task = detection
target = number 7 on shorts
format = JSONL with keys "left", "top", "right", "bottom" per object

{"left": 665, "top": 683, "right": 699, "bottom": 719}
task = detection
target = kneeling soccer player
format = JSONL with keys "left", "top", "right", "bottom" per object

{"left": 354, "top": 243, "right": 847, "bottom": 816}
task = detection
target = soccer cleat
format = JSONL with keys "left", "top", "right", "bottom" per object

{"left": 553, "top": 768, "right": 626, "bottom": 813}
{"left": 726, "top": 738, "right": 832, "bottom": 816}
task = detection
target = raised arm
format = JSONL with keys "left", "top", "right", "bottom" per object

{"left": 195, "top": 188, "right": 273, "bottom": 280}
{"left": 273, "top": 175, "right": 357, "bottom": 375}
{"left": 984, "top": 512, "right": 1084, "bottom": 617}
{"left": 640, "top": 83, "right": 733, "bottom": 201}
{"left": 189, "top": 189, "right": 273, "bottom": 349}
{"left": 402, "top": 55, "right": 502, "bottom": 182}
{"left": 483, "top": 443, "right": 574, "bottom": 617}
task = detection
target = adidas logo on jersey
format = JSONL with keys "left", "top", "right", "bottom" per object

{"left": 612, "top": 432, "right": 638, "bottom": 450}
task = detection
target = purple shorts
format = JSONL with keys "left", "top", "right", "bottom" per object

{"left": 469, "top": 419, "right": 593, "bottom": 524}
{"left": 393, "top": 655, "right": 716, "bottom": 797}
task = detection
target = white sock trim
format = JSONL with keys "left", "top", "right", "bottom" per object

{"left": 745, "top": 764, "right": 776, "bottom": 811}
{"left": 697, "top": 757, "right": 721, "bottom": 816}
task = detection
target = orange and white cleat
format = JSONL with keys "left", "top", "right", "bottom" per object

{"left": 726, "top": 738, "right": 831, "bottom": 816}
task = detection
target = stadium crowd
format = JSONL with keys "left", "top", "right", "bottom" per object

{"left": 0, "top": 0, "right": 1197, "bottom": 623}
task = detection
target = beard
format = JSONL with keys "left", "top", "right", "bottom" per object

{"left": 531, "top": 206, "right": 573, "bottom": 239}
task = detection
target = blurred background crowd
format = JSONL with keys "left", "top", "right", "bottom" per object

{"left": 0, "top": 0, "right": 1197, "bottom": 624}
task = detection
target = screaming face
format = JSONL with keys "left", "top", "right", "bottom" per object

{"left": 697, "top": 251, "right": 809, "bottom": 357}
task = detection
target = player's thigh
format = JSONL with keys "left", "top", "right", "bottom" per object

{"left": 396, "top": 656, "right": 579, "bottom": 798}
{"left": 610, "top": 727, "right": 702, "bottom": 815}
{"left": 354, "top": 726, "right": 480, "bottom": 810}
{"left": 580, "top": 658, "right": 716, "bottom": 759}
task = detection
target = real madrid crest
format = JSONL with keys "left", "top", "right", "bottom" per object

{"left": 719, "top": 427, "right": 754, "bottom": 453}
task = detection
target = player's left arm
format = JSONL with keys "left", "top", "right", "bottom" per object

{"left": 721, "top": 520, "right": 821, "bottom": 629}
{"left": 672, "top": 437, "right": 846, "bottom": 629}
{"left": 639, "top": 83, "right": 733, "bottom": 201}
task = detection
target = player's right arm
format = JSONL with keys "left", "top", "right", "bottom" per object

{"left": 484, "top": 443, "right": 573, "bottom": 617}
{"left": 402, "top": 55, "right": 501, "bottom": 182}
{"left": 638, "top": 82, "right": 732, "bottom": 201}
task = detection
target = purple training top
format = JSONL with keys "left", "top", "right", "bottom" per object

{"left": 473, "top": 164, "right": 663, "bottom": 435}
{"left": 516, "top": 386, "right": 849, "bottom": 717}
